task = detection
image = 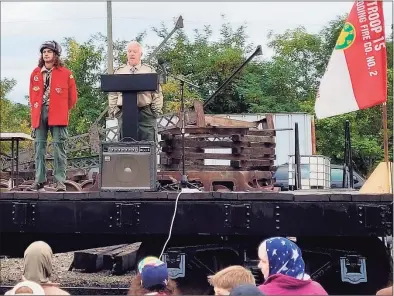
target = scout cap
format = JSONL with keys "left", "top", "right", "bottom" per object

{"left": 40, "top": 40, "right": 62, "bottom": 55}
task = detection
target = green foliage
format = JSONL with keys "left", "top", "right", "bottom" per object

{"left": 61, "top": 36, "right": 107, "bottom": 136}
{"left": 0, "top": 78, "right": 32, "bottom": 154}
{"left": 268, "top": 26, "right": 323, "bottom": 96}
{"left": 153, "top": 16, "right": 256, "bottom": 114}
{"left": 267, "top": 18, "right": 393, "bottom": 175}
{"left": 0, "top": 77, "right": 16, "bottom": 99}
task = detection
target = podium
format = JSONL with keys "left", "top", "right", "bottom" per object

{"left": 100, "top": 73, "right": 159, "bottom": 141}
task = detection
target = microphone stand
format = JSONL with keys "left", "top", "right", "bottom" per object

{"left": 180, "top": 79, "right": 187, "bottom": 187}
{"left": 156, "top": 60, "right": 201, "bottom": 190}
{"left": 171, "top": 75, "right": 199, "bottom": 188}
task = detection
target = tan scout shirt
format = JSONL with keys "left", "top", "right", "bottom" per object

{"left": 108, "top": 62, "right": 163, "bottom": 117}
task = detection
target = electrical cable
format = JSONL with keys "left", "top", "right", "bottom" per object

{"left": 3, "top": 16, "right": 378, "bottom": 29}
{"left": 3, "top": 15, "right": 391, "bottom": 30}
{"left": 159, "top": 189, "right": 182, "bottom": 260}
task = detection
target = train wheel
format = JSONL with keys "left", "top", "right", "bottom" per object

{"left": 80, "top": 179, "right": 95, "bottom": 191}
{"left": 0, "top": 180, "right": 10, "bottom": 192}
{"left": 63, "top": 180, "right": 83, "bottom": 191}
{"left": 10, "top": 185, "right": 31, "bottom": 191}
{"left": 21, "top": 180, "right": 34, "bottom": 186}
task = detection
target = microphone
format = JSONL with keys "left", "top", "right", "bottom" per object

{"left": 157, "top": 57, "right": 166, "bottom": 66}
{"left": 157, "top": 58, "right": 167, "bottom": 84}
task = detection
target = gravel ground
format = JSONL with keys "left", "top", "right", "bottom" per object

{"left": 0, "top": 249, "right": 134, "bottom": 288}
{"left": 0, "top": 245, "right": 211, "bottom": 295}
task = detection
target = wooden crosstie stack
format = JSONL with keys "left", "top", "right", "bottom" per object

{"left": 159, "top": 128, "right": 276, "bottom": 171}
{"left": 157, "top": 102, "right": 277, "bottom": 190}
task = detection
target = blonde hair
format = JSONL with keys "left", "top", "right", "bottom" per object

{"left": 207, "top": 265, "right": 256, "bottom": 290}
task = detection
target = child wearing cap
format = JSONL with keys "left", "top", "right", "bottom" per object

{"left": 128, "top": 256, "right": 180, "bottom": 296}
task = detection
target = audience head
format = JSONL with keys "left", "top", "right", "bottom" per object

{"left": 138, "top": 256, "right": 169, "bottom": 290}
{"left": 258, "top": 237, "right": 306, "bottom": 280}
{"left": 23, "top": 241, "right": 53, "bottom": 284}
{"left": 229, "top": 284, "right": 264, "bottom": 296}
{"left": 208, "top": 265, "right": 256, "bottom": 295}
{"left": 376, "top": 285, "right": 393, "bottom": 296}
{"left": 5, "top": 280, "right": 45, "bottom": 295}
{"left": 128, "top": 256, "right": 179, "bottom": 295}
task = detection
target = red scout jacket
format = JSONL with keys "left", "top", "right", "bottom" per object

{"left": 29, "top": 66, "right": 78, "bottom": 128}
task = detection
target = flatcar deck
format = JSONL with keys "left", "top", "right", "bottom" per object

{"left": 0, "top": 190, "right": 392, "bottom": 201}
{"left": 1, "top": 191, "right": 392, "bottom": 237}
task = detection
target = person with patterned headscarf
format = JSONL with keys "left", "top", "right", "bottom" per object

{"left": 257, "top": 237, "right": 328, "bottom": 295}
{"left": 128, "top": 256, "right": 180, "bottom": 295}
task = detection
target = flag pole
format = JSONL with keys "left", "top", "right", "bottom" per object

{"left": 382, "top": 101, "right": 392, "bottom": 193}
{"left": 382, "top": 102, "right": 389, "bottom": 163}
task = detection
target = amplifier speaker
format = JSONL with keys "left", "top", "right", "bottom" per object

{"left": 99, "top": 141, "right": 157, "bottom": 191}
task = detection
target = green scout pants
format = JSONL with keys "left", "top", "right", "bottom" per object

{"left": 117, "top": 105, "right": 157, "bottom": 142}
{"left": 34, "top": 105, "right": 68, "bottom": 183}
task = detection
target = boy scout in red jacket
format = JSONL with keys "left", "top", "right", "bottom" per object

{"left": 28, "top": 41, "right": 77, "bottom": 191}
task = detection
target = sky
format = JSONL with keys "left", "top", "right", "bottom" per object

{"left": 1, "top": 1, "right": 393, "bottom": 104}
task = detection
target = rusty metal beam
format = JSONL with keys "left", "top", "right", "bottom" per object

{"left": 158, "top": 170, "right": 276, "bottom": 192}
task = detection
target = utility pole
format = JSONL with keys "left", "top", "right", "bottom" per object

{"left": 107, "top": 0, "right": 114, "bottom": 74}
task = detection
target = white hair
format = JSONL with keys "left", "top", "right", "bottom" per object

{"left": 126, "top": 41, "right": 143, "bottom": 55}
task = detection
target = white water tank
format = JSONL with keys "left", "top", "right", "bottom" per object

{"left": 288, "top": 155, "right": 331, "bottom": 189}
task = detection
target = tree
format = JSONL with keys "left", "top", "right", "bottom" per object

{"left": 61, "top": 36, "right": 107, "bottom": 136}
{"left": 267, "top": 27, "right": 323, "bottom": 102}
{"left": 259, "top": 17, "right": 392, "bottom": 175}
{"left": 151, "top": 16, "right": 259, "bottom": 114}
{"left": 0, "top": 77, "right": 16, "bottom": 99}
{"left": 0, "top": 78, "right": 32, "bottom": 154}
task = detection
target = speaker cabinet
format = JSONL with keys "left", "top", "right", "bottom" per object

{"left": 99, "top": 141, "right": 157, "bottom": 191}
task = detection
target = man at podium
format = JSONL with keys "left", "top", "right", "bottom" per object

{"left": 108, "top": 41, "right": 163, "bottom": 142}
